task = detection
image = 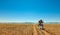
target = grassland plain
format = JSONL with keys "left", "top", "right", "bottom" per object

{"left": 0, "top": 23, "right": 60, "bottom": 35}
{"left": 44, "top": 24, "right": 60, "bottom": 35}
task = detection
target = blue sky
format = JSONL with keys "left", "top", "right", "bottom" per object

{"left": 0, "top": 0, "right": 60, "bottom": 22}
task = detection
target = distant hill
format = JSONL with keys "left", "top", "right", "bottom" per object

{"left": 0, "top": 22, "right": 35, "bottom": 24}
{"left": 45, "top": 22, "right": 60, "bottom": 24}
{"left": 0, "top": 22, "right": 60, "bottom": 24}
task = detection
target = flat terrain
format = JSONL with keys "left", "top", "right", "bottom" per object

{"left": 44, "top": 24, "right": 60, "bottom": 35}
{"left": 0, "top": 23, "right": 60, "bottom": 35}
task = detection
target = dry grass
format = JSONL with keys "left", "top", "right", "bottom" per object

{"left": 0, "top": 23, "right": 60, "bottom": 35}
{"left": 0, "top": 24, "right": 33, "bottom": 35}
{"left": 44, "top": 24, "right": 60, "bottom": 35}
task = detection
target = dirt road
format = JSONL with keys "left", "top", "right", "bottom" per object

{"left": 33, "top": 25, "right": 38, "bottom": 35}
{"left": 41, "top": 30, "right": 50, "bottom": 35}
{"left": 33, "top": 25, "right": 50, "bottom": 35}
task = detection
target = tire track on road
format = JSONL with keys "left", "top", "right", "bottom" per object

{"left": 35, "top": 25, "right": 51, "bottom": 35}
{"left": 33, "top": 25, "right": 38, "bottom": 35}
{"left": 41, "top": 30, "right": 50, "bottom": 35}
